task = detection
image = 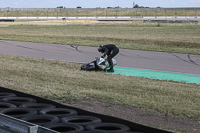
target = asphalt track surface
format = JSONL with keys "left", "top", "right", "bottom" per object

{"left": 0, "top": 40, "right": 200, "bottom": 75}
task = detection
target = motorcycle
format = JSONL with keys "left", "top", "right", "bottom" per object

{"left": 81, "top": 57, "right": 117, "bottom": 71}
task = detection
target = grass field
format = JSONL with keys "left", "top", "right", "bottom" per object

{"left": 0, "top": 21, "right": 200, "bottom": 54}
{"left": 1, "top": 9, "right": 200, "bottom": 17}
{"left": 0, "top": 53, "right": 200, "bottom": 120}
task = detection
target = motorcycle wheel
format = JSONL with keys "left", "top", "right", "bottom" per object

{"left": 81, "top": 63, "right": 95, "bottom": 71}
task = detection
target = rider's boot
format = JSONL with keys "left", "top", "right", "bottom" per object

{"left": 107, "top": 59, "right": 114, "bottom": 72}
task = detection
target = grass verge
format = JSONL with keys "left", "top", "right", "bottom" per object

{"left": 0, "top": 53, "right": 200, "bottom": 120}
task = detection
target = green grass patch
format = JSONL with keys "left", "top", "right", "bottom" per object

{"left": 0, "top": 53, "right": 200, "bottom": 120}
{"left": 0, "top": 22, "right": 200, "bottom": 54}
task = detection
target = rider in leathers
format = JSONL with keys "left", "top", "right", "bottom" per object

{"left": 98, "top": 44, "right": 119, "bottom": 72}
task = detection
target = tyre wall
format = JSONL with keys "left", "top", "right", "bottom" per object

{"left": 0, "top": 86, "right": 172, "bottom": 133}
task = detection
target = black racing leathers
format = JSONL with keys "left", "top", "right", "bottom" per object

{"left": 100, "top": 44, "right": 119, "bottom": 70}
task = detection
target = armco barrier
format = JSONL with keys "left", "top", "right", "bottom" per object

{"left": 0, "top": 86, "right": 173, "bottom": 133}
{"left": 0, "top": 113, "right": 59, "bottom": 133}
{"left": 0, "top": 16, "right": 199, "bottom": 21}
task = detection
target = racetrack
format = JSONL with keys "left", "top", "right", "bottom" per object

{"left": 0, "top": 40, "right": 200, "bottom": 76}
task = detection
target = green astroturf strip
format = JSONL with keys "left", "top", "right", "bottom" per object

{"left": 111, "top": 66, "right": 200, "bottom": 84}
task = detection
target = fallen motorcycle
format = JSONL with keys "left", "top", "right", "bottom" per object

{"left": 81, "top": 57, "right": 117, "bottom": 71}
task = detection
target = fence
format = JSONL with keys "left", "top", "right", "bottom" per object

{"left": 0, "top": 8, "right": 200, "bottom": 18}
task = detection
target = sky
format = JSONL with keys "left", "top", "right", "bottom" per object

{"left": 0, "top": 0, "right": 200, "bottom": 8}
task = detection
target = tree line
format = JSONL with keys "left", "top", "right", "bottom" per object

{"left": 56, "top": 4, "right": 162, "bottom": 9}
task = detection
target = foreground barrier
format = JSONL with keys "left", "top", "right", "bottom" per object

{"left": 0, "top": 113, "right": 59, "bottom": 133}
{"left": 0, "top": 86, "right": 173, "bottom": 133}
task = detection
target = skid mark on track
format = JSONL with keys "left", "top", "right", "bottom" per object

{"left": 187, "top": 54, "right": 200, "bottom": 66}
{"left": 15, "top": 45, "right": 45, "bottom": 52}
{"left": 169, "top": 53, "right": 200, "bottom": 66}
{"left": 72, "top": 45, "right": 97, "bottom": 55}
{"left": 70, "top": 45, "right": 83, "bottom": 53}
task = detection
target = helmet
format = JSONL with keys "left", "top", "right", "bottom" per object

{"left": 98, "top": 45, "right": 103, "bottom": 52}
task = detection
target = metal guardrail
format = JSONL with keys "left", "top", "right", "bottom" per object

{"left": 0, "top": 113, "right": 59, "bottom": 133}
{"left": 0, "top": 16, "right": 199, "bottom": 21}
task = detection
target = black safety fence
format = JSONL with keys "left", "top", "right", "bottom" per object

{"left": 0, "top": 86, "right": 173, "bottom": 133}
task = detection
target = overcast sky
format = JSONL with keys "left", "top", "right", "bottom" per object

{"left": 0, "top": 0, "right": 200, "bottom": 8}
